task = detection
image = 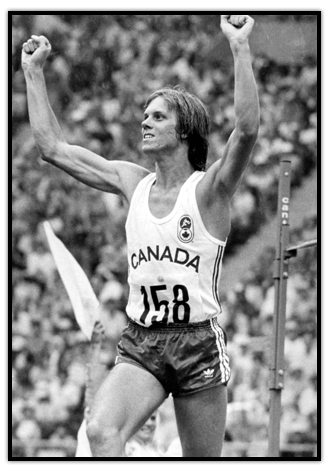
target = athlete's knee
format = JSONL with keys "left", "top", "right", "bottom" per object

{"left": 87, "top": 420, "right": 124, "bottom": 455}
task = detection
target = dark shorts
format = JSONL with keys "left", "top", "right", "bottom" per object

{"left": 116, "top": 317, "right": 231, "bottom": 397}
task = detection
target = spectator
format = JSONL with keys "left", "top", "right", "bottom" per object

{"left": 125, "top": 411, "right": 161, "bottom": 457}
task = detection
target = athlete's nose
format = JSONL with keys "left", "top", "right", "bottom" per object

{"left": 142, "top": 115, "right": 153, "bottom": 130}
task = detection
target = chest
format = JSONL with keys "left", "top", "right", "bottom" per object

{"left": 148, "top": 187, "right": 181, "bottom": 219}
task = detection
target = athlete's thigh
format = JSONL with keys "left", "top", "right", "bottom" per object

{"left": 90, "top": 362, "right": 167, "bottom": 442}
{"left": 174, "top": 385, "right": 227, "bottom": 457}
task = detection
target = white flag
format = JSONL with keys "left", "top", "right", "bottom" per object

{"left": 43, "top": 221, "right": 99, "bottom": 341}
{"left": 43, "top": 221, "right": 100, "bottom": 457}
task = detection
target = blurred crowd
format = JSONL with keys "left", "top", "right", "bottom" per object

{"left": 221, "top": 215, "right": 317, "bottom": 455}
{"left": 11, "top": 14, "right": 317, "bottom": 457}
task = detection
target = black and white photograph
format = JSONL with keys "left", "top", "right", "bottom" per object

{"left": 10, "top": 11, "right": 319, "bottom": 461}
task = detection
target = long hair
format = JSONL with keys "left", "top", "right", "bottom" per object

{"left": 144, "top": 86, "right": 210, "bottom": 171}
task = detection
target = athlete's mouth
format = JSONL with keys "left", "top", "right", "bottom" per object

{"left": 140, "top": 426, "right": 155, "bottom": 434}
{"left": 143, "top": 133, "right": 154, "bottom": 140}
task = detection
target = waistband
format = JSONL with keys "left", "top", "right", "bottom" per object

{"left": 127, "top": 316, "right": 218, "bottom": 333}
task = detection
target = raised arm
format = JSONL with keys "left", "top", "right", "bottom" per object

{"left": 202, "top": 15, "right": 260, "bottom": 200}
{"left": 21, "top": 35, "right": 149, "bottom": 203}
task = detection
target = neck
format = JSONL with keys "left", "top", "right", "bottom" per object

{"left": 152, "top": 149, "right": 195, "bottom": 189}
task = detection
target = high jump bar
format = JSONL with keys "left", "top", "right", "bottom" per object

{"left": 286, "top": 239, "right": 317, "bottom": 255}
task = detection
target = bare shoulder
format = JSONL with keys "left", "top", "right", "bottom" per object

{"left": 114, "top": 160, "right": 151, "bottom": 203}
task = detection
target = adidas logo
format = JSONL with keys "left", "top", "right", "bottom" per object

{"left": 203, "top": 368, "right": 214, "bottom": 378}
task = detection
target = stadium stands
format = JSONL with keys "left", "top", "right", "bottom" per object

{"left": 11, "top": 14, "right": 317, "bottom": 457}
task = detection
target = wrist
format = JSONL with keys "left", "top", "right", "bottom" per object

{"left": 23, "top": 65, "right": 44, "bottom": 79}
{"left": 229, "top": 40, "right": 251, "bottom": 55}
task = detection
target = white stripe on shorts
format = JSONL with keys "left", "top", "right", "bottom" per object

{"left": 210, "top": 317, "right": 231, "bottom": 383}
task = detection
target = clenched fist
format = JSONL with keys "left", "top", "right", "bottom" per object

{"left": 21, "top": 35, "right": 52, "bottom": 71}
{"left": 221, "top": 15, "right": 255, "bottom": 44}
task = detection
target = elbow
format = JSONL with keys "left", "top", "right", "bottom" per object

{"left": 236, "top": 123, "right": 259, "bottom": 144}
{"left": 31, "top": 125, "right": 67, "bottom": 164}
{"left": 38, "top": 146, "right": 57, "bottom": 164}
{"left": 239, "top": 115, "right": 260, "bottom": 141}
{"left": 38, "top": 146, "right": 50, "bottom": 162}
{"left": 35, "top": 137, "right": 64, "bottom": 164}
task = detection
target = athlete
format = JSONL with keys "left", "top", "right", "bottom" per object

{"left": 22, "top": 15, "right": 259, "bottom": 457}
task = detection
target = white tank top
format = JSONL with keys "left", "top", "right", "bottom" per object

{"left": 125, "top": 171, "right": 226, "bottom": 326}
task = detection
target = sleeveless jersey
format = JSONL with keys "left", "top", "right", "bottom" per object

{"left": 125, "top": 171, "right": 226, "bottom": 326}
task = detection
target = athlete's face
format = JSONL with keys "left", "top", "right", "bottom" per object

{"left": 142, "top": 97, "right": 180, "bottom": 154}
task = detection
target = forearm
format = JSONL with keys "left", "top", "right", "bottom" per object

{"left": 24, "top": 67, "right": 67, "bottom": 160}
{"left": 231, "top": 41, "right": 260, "bottom": 136}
